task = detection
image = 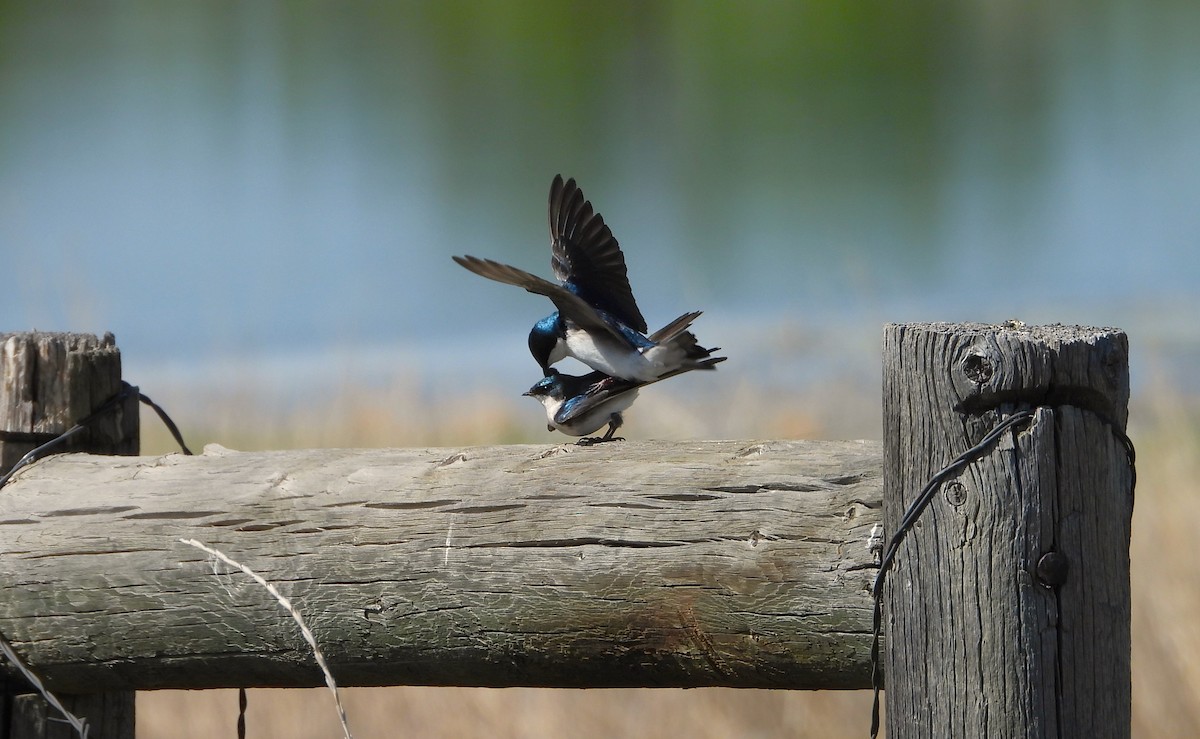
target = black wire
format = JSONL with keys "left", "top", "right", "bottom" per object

{"left": 0, "top": 381, "right": 193, "bottom": 490}
{"left": 137, "top": 389, "right": 194, "bottom": 456}
{"left": 0, "top": 380, "right": 135, "bottom": 488}
{"left": 0, "top": 425, "right": 90, "bottom": 489}
{"left": 238, "top": 687, "right": 248, "bottom": 739}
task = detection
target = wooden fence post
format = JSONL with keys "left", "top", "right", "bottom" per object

{"left": 1, "top": 332, "right": 138, "bottom": 739}
{"left": 881, "top": 323, "right": 1132, "bottom": 738}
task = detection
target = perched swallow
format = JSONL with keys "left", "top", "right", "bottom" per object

{"left": 454, "top": 175, "right": 721, "bottom": 381}
{"left": 524, "top": 358, "right": 726, "bottom": 445}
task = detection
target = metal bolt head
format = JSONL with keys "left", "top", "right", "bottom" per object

{"left": 1036, "top": 551, "right": 1069, "bottom": 588}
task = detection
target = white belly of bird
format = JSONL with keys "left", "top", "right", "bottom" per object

{"left": 564, "top": 329, "right": 662, "bottom": 382}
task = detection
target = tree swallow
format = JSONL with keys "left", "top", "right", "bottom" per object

{"left": 453, "top": 175, "right": 722, "bottom": 381}
{"left": 524, "top": 357, "right": 726, "bottom": 445}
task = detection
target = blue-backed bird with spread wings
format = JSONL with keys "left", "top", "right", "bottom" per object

{"left": 453, "top": 175, "right": 722, "bottom": 381}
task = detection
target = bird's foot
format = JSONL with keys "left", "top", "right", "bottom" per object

{"left": 591, "top": 375, "right": 620, "bottom": 392}
{"left": 576, "top": 436, "right": 625, "bottom": 446}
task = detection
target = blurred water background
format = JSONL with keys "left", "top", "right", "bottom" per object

{"left": 3, "top": 3, "right": 1199, "bottom": 737}
{"left": 4, "top": 1, "right": 1199, "bottom": 444}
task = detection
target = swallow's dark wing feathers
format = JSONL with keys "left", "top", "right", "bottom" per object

{"left": 648, "top": 311, "right": 702, "bottom": 343}
{"left": 548, "top": 175, "right": 648, "bottom": 333}
{"left": 452, "top": 255, "right": 626, "bottom": 341}
{"left": 552, "top": 357, "right": 727, "bottom": 427}
{"left": 553, "top": 372, "right": 638, "bottom": 427}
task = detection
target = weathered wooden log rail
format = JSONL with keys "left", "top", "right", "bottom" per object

{"left": 0, "top": 440, "right": 883, "bottom": 692}
{"left": 0, "top": 325, "right": 1134, "bottom": 738}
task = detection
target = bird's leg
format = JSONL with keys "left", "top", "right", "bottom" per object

{"left": 576, "top": 413, "right": 625, "bottom": 446}
{"left": 602, "top": 412, "right": 625, "bottom": 441}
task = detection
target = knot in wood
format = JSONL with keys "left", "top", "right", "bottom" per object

{"left": 944, "top": 480, "right": 968, "bottom": 507}
{"left": 961, "top": 353, "right": 994, "bottom": 385}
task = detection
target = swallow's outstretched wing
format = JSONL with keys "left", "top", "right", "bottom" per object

{"left": 452, "top": 255, "right": 629, "bottom": 343}
{"left": 548, "top": 175, "right": 648, "bottom": 333}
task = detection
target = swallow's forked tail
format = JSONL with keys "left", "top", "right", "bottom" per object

{"left": 644, "top": 311, "right": 724, "bottom": 375}
{"left": 648, "top": 311, "right": 702, "bottom": 343}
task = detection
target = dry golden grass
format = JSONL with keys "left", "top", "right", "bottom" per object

{"left": 138, "top": 688, "right": 875, "bottom": 738}
{"left": 130, "top": 372, "right": 1199, "bottom": 738}
{"left": 1128, "top": 389, "right": 1200, "bottom": 737}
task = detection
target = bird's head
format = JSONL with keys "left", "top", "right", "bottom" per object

{"left": 528, "top": 313, "right": 565, "bottom": 376}
{"left": 523, "top": 371, "right": 565, "bottom": 401}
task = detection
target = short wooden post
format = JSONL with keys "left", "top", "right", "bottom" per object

{"left": 881, "top": 323, "right": 1132, "bottom": 738}
{"left": 1, "top": 332, "right": 138, "bottom": 739}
